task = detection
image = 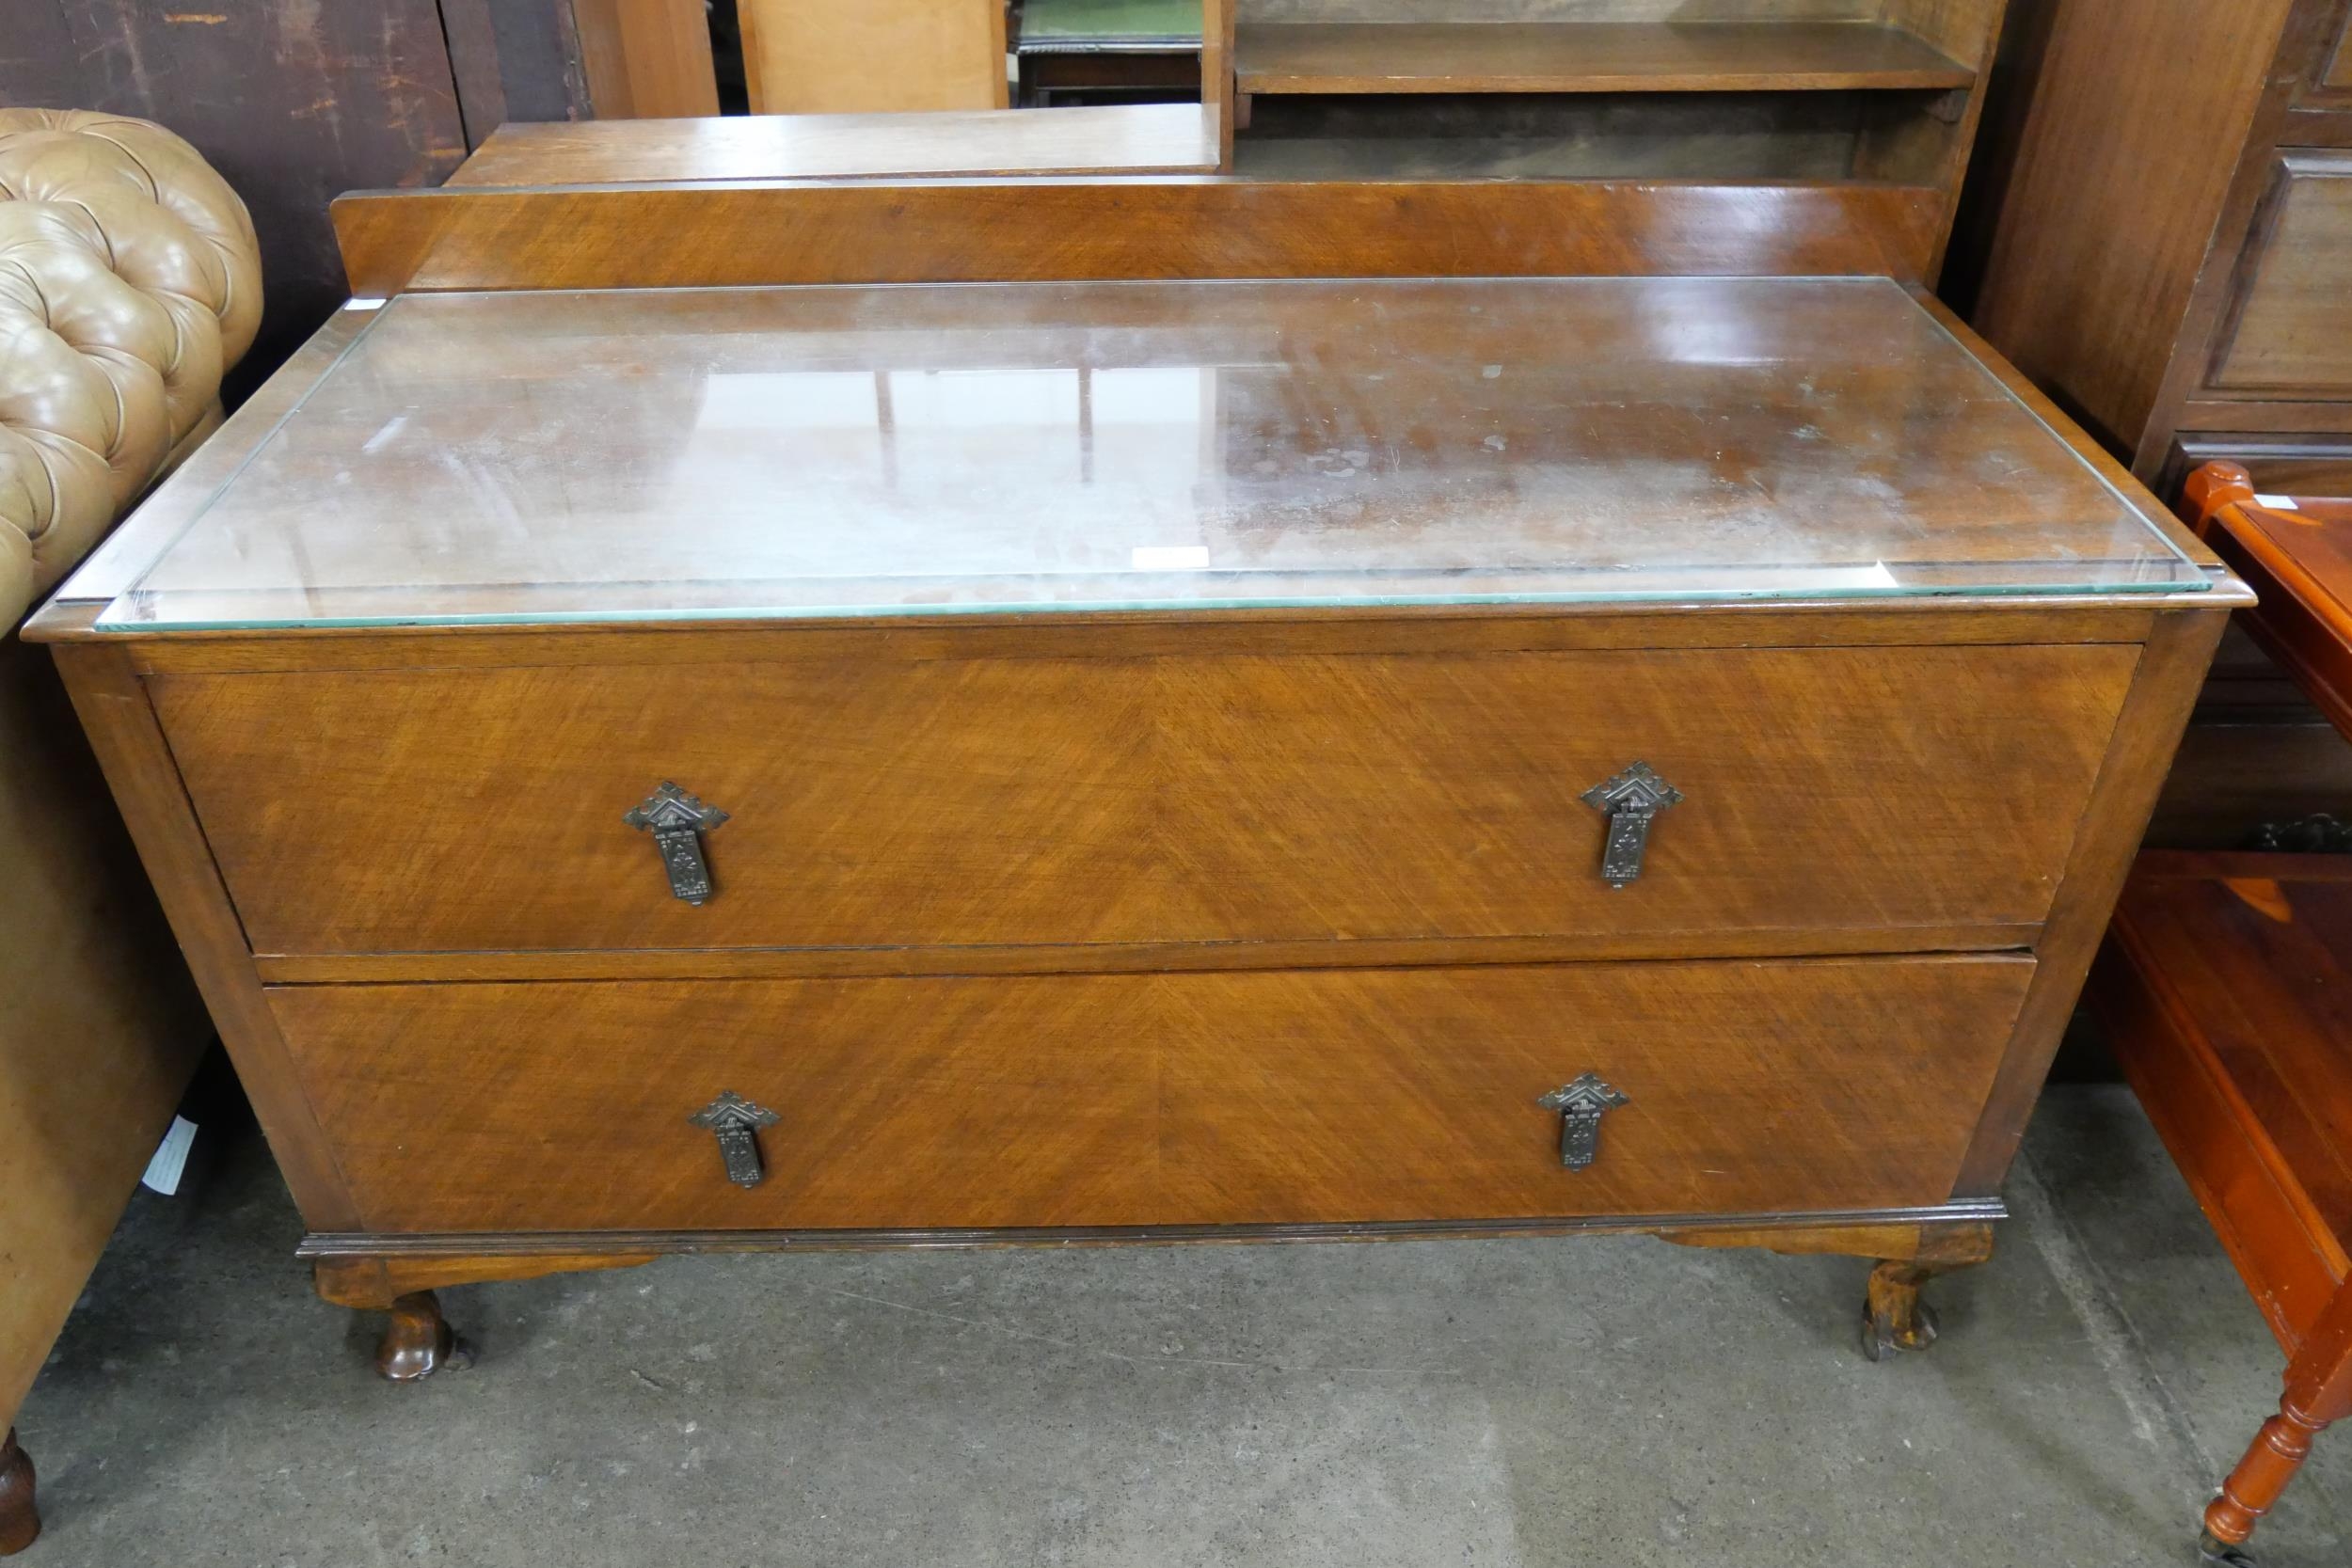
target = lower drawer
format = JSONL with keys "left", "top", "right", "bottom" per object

{"left": 271, "top": 957, "right": 2033, "bottom": 1234}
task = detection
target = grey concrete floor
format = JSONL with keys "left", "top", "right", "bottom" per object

{"left": 17, "top": 1084, "right": 2351, "bottom": 1567}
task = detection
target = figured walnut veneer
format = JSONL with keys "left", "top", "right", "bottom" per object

{"left": 269, "top": 957, "right": 2032, "bottom": 1234}
{"left": 152, "top": 646, "right": 2132, "bottom": 961}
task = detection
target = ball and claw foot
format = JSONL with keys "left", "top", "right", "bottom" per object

{"left": 0, "top": 1429, "right": 38, "bottom": 1556}
{"left": 2197, "top": 1528, "right": 2258, "bottom": 1567}
{"left": 377, "top": 1290, "right": 475, "bottom": 1382}
{"left": 1861, "top": 1260, "right": 1943, "bottom": 1363}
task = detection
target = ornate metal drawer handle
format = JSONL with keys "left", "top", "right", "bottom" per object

{"left": 690, "top": 1091, "right": 780, "bottom": 1188}
{"left": 1581, "top": 762, "right": 1682, "bottom": 888}
{"left": 625, "top": 782, "right": 730, "bottom": 905}
{"left": 1539, "top": 1073, "right": 1629, "bottom": 1169}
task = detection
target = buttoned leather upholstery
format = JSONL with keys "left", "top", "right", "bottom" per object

{"left": 0, "top": 110, "right": 261, "bottom": 627}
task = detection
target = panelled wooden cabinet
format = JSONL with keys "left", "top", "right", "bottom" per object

{"left": 1962, "top": 0, "right": 2352, "bottom": 497}
{"left": 1956, "top": 0, "right": 2352, "bottom": 847}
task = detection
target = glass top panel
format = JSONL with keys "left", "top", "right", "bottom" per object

{"left": 94, "top": 277, "right": 2204, "bottom": 630}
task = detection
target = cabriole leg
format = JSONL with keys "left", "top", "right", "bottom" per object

{"left": 1863, "top": 1259, "right": 1948, "bottom": 1361}
{"left": 313, "top": 1251, "right": 656, "bottom": 1381}
{"left": 376, "top": 1291, "right": 473, "bottom": 1382}
{"left": 1651, "top": 1216, "right": 1994, "bottom": 1361}
{"left": 1859, "top": 1222, "right": 1994, "bottom": 1363}
{"left": 0, "top": 1429, "right": 37, "bottom": 1556}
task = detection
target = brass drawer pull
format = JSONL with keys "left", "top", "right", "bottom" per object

{"left": 689, "top": 1091, "right": 780, "bottom": 1187}
{"left": 1539, "top": 1073, "right": 1629, "bottom": 1169}
{"left": 625, "top": 782, "right": 730, "bottom": 905}
{"left": 1581, "top": 762, "right": 1682, "bottom": 888}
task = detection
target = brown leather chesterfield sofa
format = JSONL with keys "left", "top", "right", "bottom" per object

{"left": 0, "top": 108, "right": 260, "bottom": 1555}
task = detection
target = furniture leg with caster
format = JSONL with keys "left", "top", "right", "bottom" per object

{"left": 2094, "top": 863, "right": 2352, "bottom": 1564}
{"left": 312, "top": 1252, "right": 657, "bottom": 1381}
{"left": 2194, "top": 1280, "right": 2352, "bottom": 1568}
{"left": 374, "top": 1292, "right": 471, "bottom": 1383}
{"left": 0, "top": 1430, "right": 36, "bottom": 1557}
{"left": 1657, "top": 1219, "right": 1995, "bottom": 1362}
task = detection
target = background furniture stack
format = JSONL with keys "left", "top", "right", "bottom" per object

{"left": 0, "top": 107, "right": 257, "bottom": 1556}
{"left": 1017, "top": 0, "right": 1206, "bottom": 105}
{"left": 1963, "top": 0, "right": 2352, "bottom": 499}
{"left": 1956, "top": 0, "right": 2352, "bottom": 854}
{"left": 1205, "top": 0, "right": 2005, "bottom": 268}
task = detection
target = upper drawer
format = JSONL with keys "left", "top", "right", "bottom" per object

{"left": 154, "top": 644, "right": 2133, "bottom": 958}
{"left": 2206, "top": 153, "right": 2352, "bottom": 399}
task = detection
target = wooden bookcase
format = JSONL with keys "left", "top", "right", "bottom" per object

{"left": 1202, "top": 0, "right": 2008, "bottom": 268}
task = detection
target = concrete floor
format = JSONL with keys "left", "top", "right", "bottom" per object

{"left": 16, "top": 1084, "right": 2351, "bottom": 1567}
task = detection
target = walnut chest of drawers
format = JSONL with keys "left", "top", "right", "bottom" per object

{"left": 27, "top": 269, "right": 2249, "bottom": 1378}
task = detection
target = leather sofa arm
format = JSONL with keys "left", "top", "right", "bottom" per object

{"left": 0, "top": 109, "right": 261, "bottom": 627}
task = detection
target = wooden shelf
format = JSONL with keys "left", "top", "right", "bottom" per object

{"left": 1233, "top": 21, "right": 1976, "bottom": 96}
{"left": 450, "top": 103, "right": 1217, "bottom": 187}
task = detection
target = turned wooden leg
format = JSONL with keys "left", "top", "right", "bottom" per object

{"left": 0, "top": 1430, "right": 38, "bottom": 1556}
{"left": 2199, "top": 1280, "right": 2352, "bottom": 1564}
{"left": 376, "top": 1291, "right": 473, "bottom": 1382}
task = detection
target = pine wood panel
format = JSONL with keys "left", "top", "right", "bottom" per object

{"left": 1232, "top": 21, "right": 1976, "bottom": 93}
{"left": 152, "top": 645, "right": 2135, "bottom": 958}
{"left": 570, "top": 0, "right": 719, "bottom": 118}
{"left": 739, "top": 0, "right": 1007, "bottom": 113}
{"left": 269, "top": 956, "right": 2035, "bottom": 1233}
{"left": 2207, "top": 154, "right": 2352, "bottom": 398}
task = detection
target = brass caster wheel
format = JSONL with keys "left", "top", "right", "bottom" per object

{"left": 2197, "top": 1529, "right": 2258, "bottom": 1566}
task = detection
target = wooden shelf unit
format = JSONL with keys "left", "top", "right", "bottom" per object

{"left": 1233, "top": 21, "right": 1976, "bottom": 96}
{"left": 1206, "top": 0, "right": 2009, "bottom": 274}
{"left": 2085, "top": 466, "right": 2352, "bottom": 1564}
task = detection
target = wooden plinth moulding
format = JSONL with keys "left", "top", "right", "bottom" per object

{"left": 1657, "top": 1218, "right": 1996, "bottom": 1360}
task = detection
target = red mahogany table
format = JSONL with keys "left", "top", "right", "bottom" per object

{"left": 2094, "top": 461, "right": 2352, "bottom": 1566}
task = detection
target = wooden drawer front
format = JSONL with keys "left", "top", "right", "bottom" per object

{"left": 159, "top": 646, "right": 2128, "bottom": 958}
{"left": 273, "top": 956, "right": 2032, "bottom": 1234}
{"left": 2209, "top": 154, "right": 2352, "bottom": 397}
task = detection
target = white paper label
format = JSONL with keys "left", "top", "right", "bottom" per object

{"left": 141, "top": 1116, "right": 198, "bottom": 1196}
{"left": 1131, "top": 546, "right": 1211, "bottom": 571}
{"left": 2255, "top": 494, "right": 2300, "bottom": 511}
